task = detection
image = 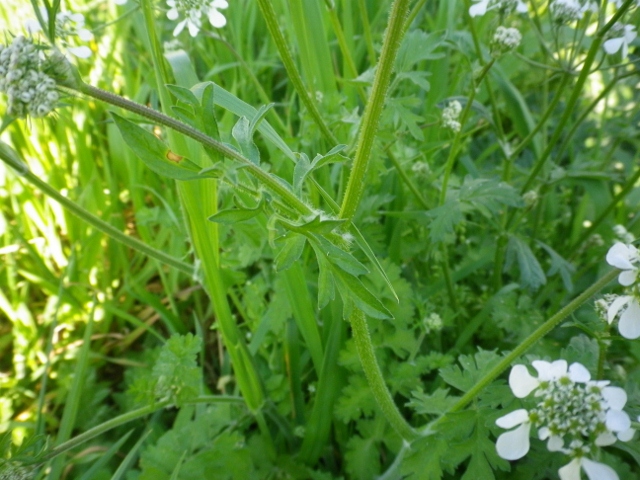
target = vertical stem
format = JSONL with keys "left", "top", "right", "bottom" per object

{"left": 256, "top": 0, "right": 338, "bottom": 145}
{"left": 350, "top": 309, "right": 418, "bottom": 440}
{"left": 339, "top": 0, "right": 410, "bottom": 220}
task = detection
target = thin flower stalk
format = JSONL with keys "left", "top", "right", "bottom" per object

{"left": 255, "top": 0, "right": 338, "bottom": 146}
{"left": 422, "top": 268, "right": 620, "bottom": 435}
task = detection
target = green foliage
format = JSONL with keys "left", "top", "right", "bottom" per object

{"left": 1, "top": 0, "right": 640, "bottom": 478}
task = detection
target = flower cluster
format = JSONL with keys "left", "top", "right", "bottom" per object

{"left": 0, "top": 36, "right": 59, "bottom": 118}
{"left": 603, "top": 24, "right": 637, "bottom": 59}
{"left": 469, "top": 0, "right": 528, "bottom": 17}
{"left": 496, "top": 360, "right": 633, "bottom": 480}
{"left": 596, "top": 241, "right": 640, "bottom": 339}
{"left": 26, "top": 8, "right": 93, "bottom": 58}
{"left": 549, "top": 0, "right": 597, "bottom": 23}
{"left": 491, "top": 26, "right": 522, "bottom": 55}
{"left": 441, "top": 100, "right": 462, "bottom": 133}
{"left": 166, "top": 0, "right": 229, "bottom": 37}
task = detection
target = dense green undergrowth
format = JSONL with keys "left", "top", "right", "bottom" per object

{"left": 0, "top": 0, "right": 640, "bottom": 478}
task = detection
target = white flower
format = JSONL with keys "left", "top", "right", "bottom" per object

{"left": 492, "top": 26, "right": 522, "bottom": 55}
{"left": 25, "top": 8, "right": 93, "bottom": 58}
{"left": 605, "top": 294, "right": 640, "bottom": 339}
{"left": 606, "top": 242, "right": 639, "bottom": 286}
{"left": 496, "top": 360, "right": 633, "bottom": 474}
{"left": 442, "top": 100, "right": 462, "bottom": 132}
{"left": 469, "top": 0, "right": 528, "bottom": 17}
{"left": 603, "top": 24, "right": 637, "bottom": 59}
{"left": 0, "top": 36, "right": 60, "bottom": 118}
{"left": 167, "top": 0, "right": 228, "bottom": 37}
{"left": 558, "top": 456, "right": 619, "bottom": 480}
{"left": 550, "top": 0, "right": 597, "bottom": 23}
{"left": 613, "top": 225, "right": 635, "bottom": 244}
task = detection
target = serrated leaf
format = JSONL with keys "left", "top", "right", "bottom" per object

{"left": 504, "top": 235, "right": 546, "bottom": 290}
{"left": 345, "top": 435, "right": 380, "bottom": 480}
{"left": 459, "top": 177, "right": 524, "bottom": 217}
{"left": 111, "top": 113, "right": 202, "bottom": 180}
{"left": 426, "top": 200, "right": 463, "bottom": 243}
{"left": 396, "top": 71, "right": 431, "bottom": 91}
{"left": 293, "top": 153, "right": 312, "bottom": 193}
{"left": 395, "top": 30, "right": 445, "bottom": 73}
{"left": 407, "top": 388, "right": 459, "bottom": 416}
{"left": 152, "top": 333, "right": 202, "bottom": 406}
{"left": 274, "top": 234, "right": 306, "bottom": 272}
{"left": 400, "top": 435, "right": 447, "bottom": 480}
{"left": 439, "top": 349, "right": 502, "bottom": 393}
{"left": 537, "top": 240, "right": 575, "bottom": 291}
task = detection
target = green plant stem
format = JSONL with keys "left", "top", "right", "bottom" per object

{"left": 40, "top": 396, "right": 243, "bottom": 463}
{"left": 357, "top": 0, "right": 377, "bottom": 65}
{"left": 439, "top": 59, "right": 494, "bottom": 206}
{"left": 11, "top": 168, "right": 194, "bottom": 276}
{"left": 255, "top": 0, "right": 338, "bottom": 146}
{"left": 570, "top": 166, "right": 640, "bottom": 254}
{"left": 518, "top": 1, "right": 633, "bottom": 194}
{"left": 331, "top": 0, "right": 415, "bottom": 441}
{"left": 350, "top": 309, "right": 418, "bottom": 440}
{"left": 423, "top": 269, "right": 619, "bottom": 435}
{"left": 74, "top": 82, "right": 312, "bottom": 218}
{"left": 323, "top": 0, "right": 366, "bottom": 100}
{"left": 339, "top": 0, "right": 410, "bottom": 220}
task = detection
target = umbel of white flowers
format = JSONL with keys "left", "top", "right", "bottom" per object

{"left": 595, "top": 242, "right": 640, "bottom": 339}
{"left": 496, "top": 360, "right": 633, "bottom": 480}
{"left": 441, "top": 100, "right": 462, "bottom": 132}
{"left": 166, "top": 0, "right": 229, "bottom": 37}
{"left": 0, "top": 36, "right": 59, "bottom": 118}
{"left": 491, "top": 26, "right": 522, "bottom": 55}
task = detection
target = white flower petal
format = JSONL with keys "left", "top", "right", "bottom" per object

{"left": 173, "top": 19, "right": 187, "bottom": 36}
{"left": 617, "top": 428, "right": 635, "bottom": 442}
{"left": 533, "top": 359, "right": 567, "bottom": 380}
{"left": 581, "top": 457, "right": 619, "bottom": 480}
{"left": 67, "top": 46, "right": 92, "bottom": 58}
{"left": 559, "top": 458, "right": 582, "bottom": 480}
{"left": 77, "top": 28, "right": 93, "bottom": 42}
{"left": 595, "top": 431, "right": 617, "bottom": 446}
{"left": 546, "top": 435, "right": 564, "bottom": 451}
{"left": 618, "top": 269, "right": 638, "bottom": 287}
{"left": 606, "top": 243, "right": 635, "bottom": 269}
{"left": 167, "top": 8, "right": 180, "bottom": 20}
{"left": 495, "top": 422, "right": 531, "bottom": 460}
{"left": 212, "top": 0, "right": 229, "bottom": 8}
{"left": 618, "top": 299, "right": 640, "bottom": 339}
{"left": 187, "top": 20, "right": 200, "bottom": 37}
{"left": 606, "top": 409, "right": 631, "bottom": 433}
{"left": 538, "top": 426, "right": 550, "bottom": 440}
{"left": 602, "top": 386, "right": 627, "bottom": 410}
{"left": 509, "top": 365, "right": 539, "bottom": 398}
{"left": 469, "top": 2, "right": 488, "bottom": 17}
{"left": 24, "top": 19, "right": 42, "bottom": 34}
{"left": 114, "top": 0, "right": 128, "bottom": 4}
{"left": 208, "top": 9, "right": 227, "bottom": 28}
{"left": 568, "top": 362, "right": 590, "bottom": 383}
{"left": 496, "top": 409, "right": 529, "bottom": 429}
{"left": 607, "top": 295, "right": 632, "bottom": 324}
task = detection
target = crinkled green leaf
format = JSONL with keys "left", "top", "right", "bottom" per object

{"left": 439, "top": 349, "right": 502, "bottom": 393}
{"left": 152, "top": 333, "right": 202, "bottom": 406}
{"left": 504, "top": 235, "right": 547, "bottom": 290}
